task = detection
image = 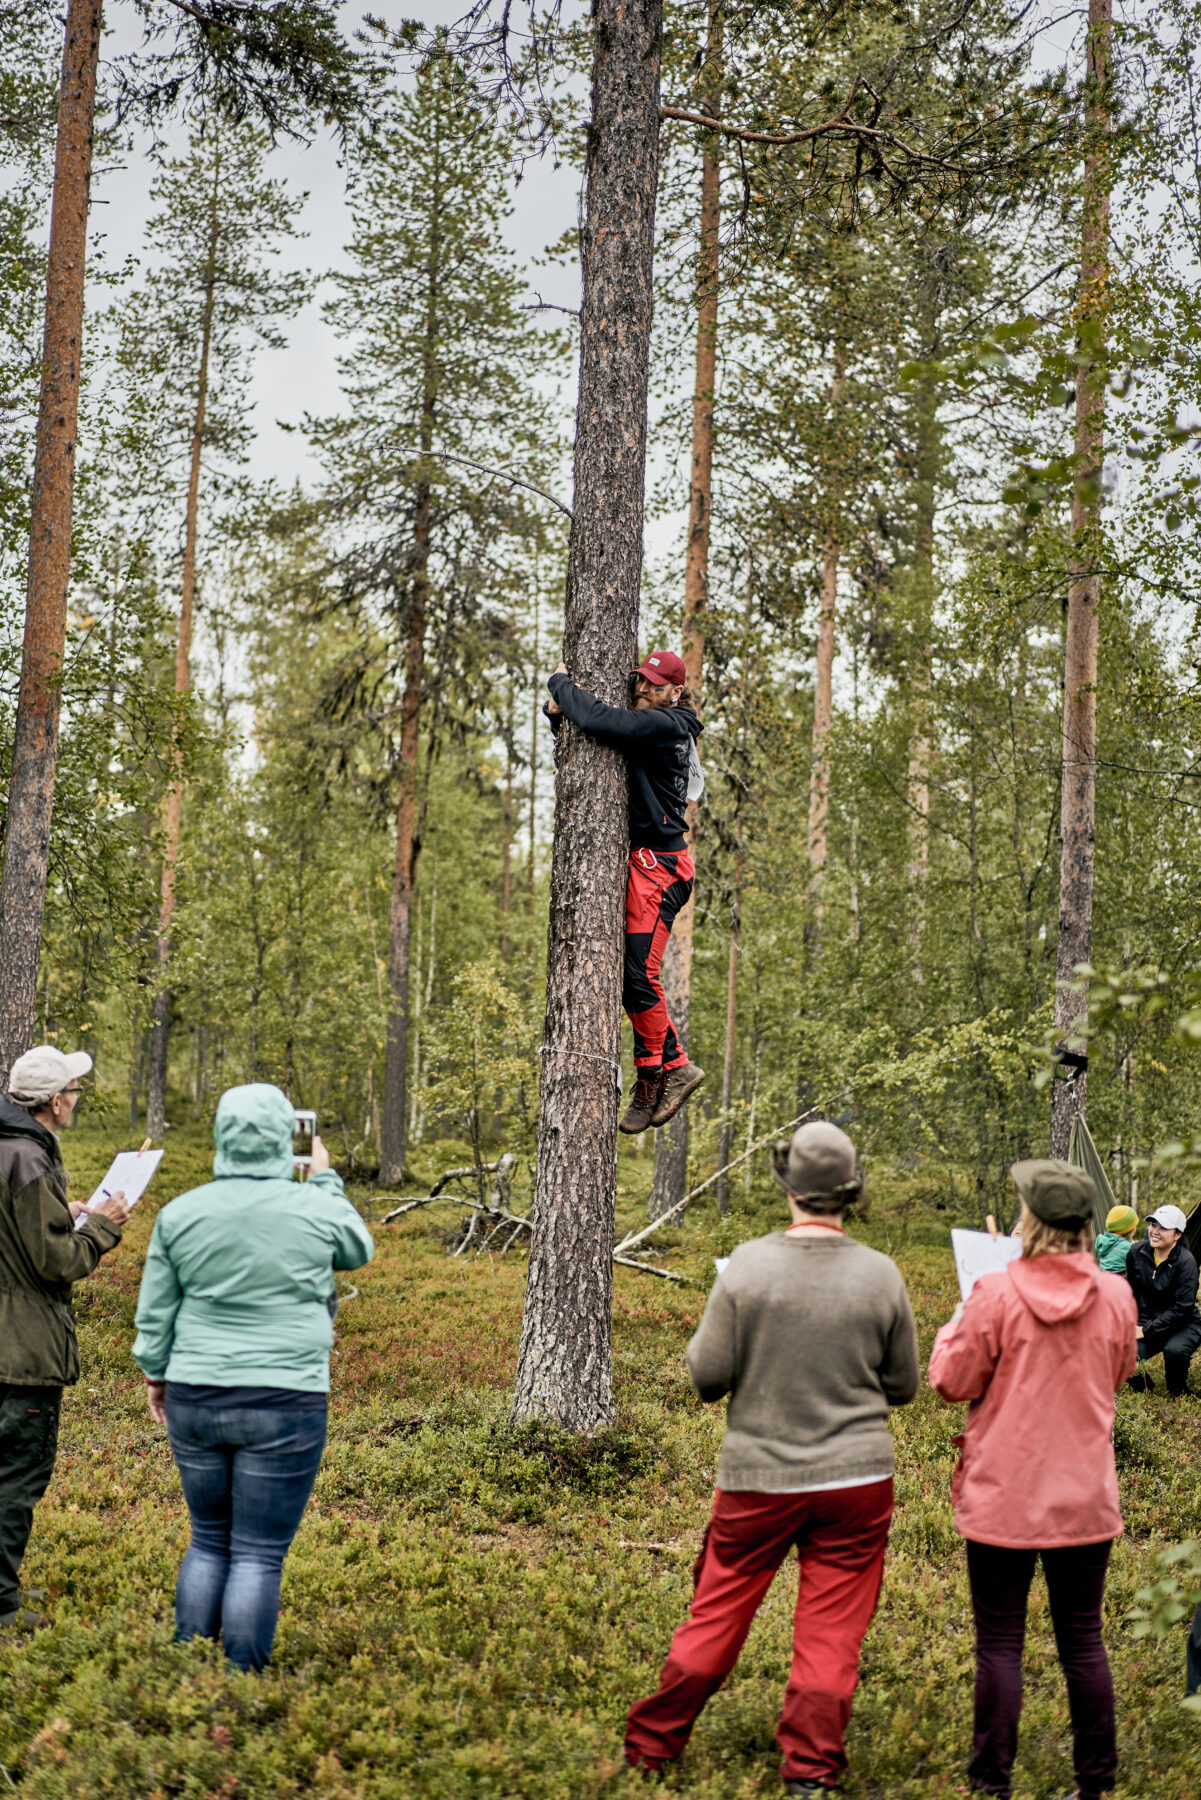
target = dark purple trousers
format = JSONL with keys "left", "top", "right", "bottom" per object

{"left": 966, "top": 1538, "right": 1116, "bottom": 1800}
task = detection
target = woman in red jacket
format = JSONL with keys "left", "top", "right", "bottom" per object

{"left": 929, "top": 1160, "right": 1137, "bottom": 1800}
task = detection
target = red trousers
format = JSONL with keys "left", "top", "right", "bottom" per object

{"left": 625, "top": 1480, "right": 893, "bottom": 1786}
{"left": 624, "top": 846, "right": 694, "bottom": 1070}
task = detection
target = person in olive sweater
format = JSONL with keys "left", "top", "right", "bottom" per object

{"left": 626, "top": 1121, "right": 918, "bottom": 1797}
{"left": 0, "top": 1047, "right": 130, "bottom": 1631}
{"left": 1124, "top": 1204, "right": 1201, "bottom": 1397}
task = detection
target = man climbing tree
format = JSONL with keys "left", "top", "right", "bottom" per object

{"left": 546, "top": 650, "right": 706, "bottom": 1135}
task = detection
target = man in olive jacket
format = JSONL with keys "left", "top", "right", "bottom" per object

{"left": 0, "top": 1047, "right": 130, "bottom": 1628}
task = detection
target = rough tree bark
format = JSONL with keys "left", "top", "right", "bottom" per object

{"left": 511, "top": 0, "right": 662, "bottom": 1430}
{"left": 649, "top": 1, "right": 719, "bottom": 1219}
{"left": 380, "top": 121, "right": 442, "bottom": 1184}
{"left": 146, "top": 142, "right": 222, "bottom": 1138}
{"left": 1051, "top": 0, "right": 1110, "bottom": 1158}
{"left": 0, "top": 0, "right": 102, "bottom": 1085}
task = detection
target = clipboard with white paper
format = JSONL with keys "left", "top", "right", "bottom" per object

{"left": 74, "top": 1149, "right": 164, "bottom": 1229}
{"left": 950, "top": 1228, "right": 1021, "bottom": 1302}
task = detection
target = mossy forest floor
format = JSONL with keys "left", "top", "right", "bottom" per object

{"left": 2, "top": 1118, "right": 1200, "bottom": 1799}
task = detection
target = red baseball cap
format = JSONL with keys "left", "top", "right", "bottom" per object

{"left": 632, "top": 650, "right": 686, "bottom": 687}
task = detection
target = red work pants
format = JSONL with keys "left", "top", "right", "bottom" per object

{"left": 625, "top": 1480, "right": 893, "bottom": 1786}
{"left": 624, "top": 846, "right": 694, "bottom": 1071}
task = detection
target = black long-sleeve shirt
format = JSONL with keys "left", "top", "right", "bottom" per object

{"left": 1125, "top": 1236, "right": 1201, "bottom": 1352}
{"left": 547, "top": 673, "right": 702, "bottom": 850}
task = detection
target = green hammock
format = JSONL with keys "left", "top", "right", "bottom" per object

{"left": 1067, "top": 1114, "right": 1201, "bottom": 1253}
{"left": 1067, "top": 1113, "right": 1116, "bottom": 1237}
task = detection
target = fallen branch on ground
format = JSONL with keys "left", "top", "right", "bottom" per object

{"left": 614, "top": 1090, "right": 852, "bottom": 1256}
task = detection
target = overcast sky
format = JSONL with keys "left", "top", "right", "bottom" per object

{"left": 90, "top": 3, "right": 588, "bottom": 499}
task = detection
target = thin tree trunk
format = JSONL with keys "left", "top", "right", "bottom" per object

{"left": 512, "top": 0, "right": 662, "bottom": 1430}
{"left": 806, "top": 354, "right": 845, "bottom": 950}
{"left": 650, "top": 3, "right": 719, "bottom": 1218}
{"left": 501, "top": 676, "right": 514, "bottom": 956}
{"left": 408, "top": 891, "right": 423, "bottom": 1145}
{"left": 526, "top": 591, "right": 539, "bottom": 918}
{"left": 715, "top": 837, "right": 741, "bottom": 1214}
{"left": 0, "top": 0, "right": 102, "bottom": 1084}
{"left": 146, "top": 142, "right": 221, "bottom": 1138}
{"left": 380, "top": 124, "right": 442, "bottom": 1183}
{"left": 379, "top": 487, "right": 429, "bottom": 1182}
{"left": 1052, "top": 0, "right": 1110, "bottom": 1158}
{"left": 906, "top": 379, "right": 940, "bottom": 985}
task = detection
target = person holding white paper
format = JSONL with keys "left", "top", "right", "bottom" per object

{"left": 929, "top": 1161, "right": 1137, "bottom": 1800}
{"left": 0, "top": 1046, "right": 131, "bottom": 1633}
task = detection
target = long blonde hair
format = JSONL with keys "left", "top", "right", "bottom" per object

{"left": 1018, "top": 1199, "right": 1094, "bottom": 1259}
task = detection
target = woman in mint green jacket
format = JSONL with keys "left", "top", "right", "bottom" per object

{"left": 133, "top": 1084, "right": 373, "bottom": 1670}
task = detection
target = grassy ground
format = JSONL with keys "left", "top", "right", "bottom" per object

{"left": 2, "top": 1117, "right": 1200, "bottom": 1799}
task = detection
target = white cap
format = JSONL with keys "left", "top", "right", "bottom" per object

{"left": 1148, "top": 1204, "right": 1189, "bottom": 1235}
{"left": 7, "top": 1046, "right": 93, "bottom": 1106}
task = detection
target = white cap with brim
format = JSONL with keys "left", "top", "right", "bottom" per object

{"left": 7, "top": 1046, "right": 93, "bottom": 1106}
{"left": 1148, "top": 1204, "right": 1189, "bottom": 1235}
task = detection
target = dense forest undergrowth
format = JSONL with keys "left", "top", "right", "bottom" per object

{"left": 1, "top": 1119, "right": 1198, "bottom": 1800}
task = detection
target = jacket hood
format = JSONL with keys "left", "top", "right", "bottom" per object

{"left": 674, "top": 705, "right": 703, "bottom": 741}
{"left": 0, "top": 1093, "right": 58, "bottom": 1157}
{"left": 1008, "top": 1251, "right": 1102, "bottom": 1324}
{"left": 213, "top": 1083, "right": 296, "bottom": 1180}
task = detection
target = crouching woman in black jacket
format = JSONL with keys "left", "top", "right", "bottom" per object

{"left": 1125, "top": 1205, "right": 1201, "bottom": 1397}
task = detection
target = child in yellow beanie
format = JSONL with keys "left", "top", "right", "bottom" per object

{"left": 1097, "top": 1204, "right": 1139, "bottom": 1272}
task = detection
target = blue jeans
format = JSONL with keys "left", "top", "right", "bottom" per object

{"left": 165, "top": 1388, "right": 327, "bottom": 1671}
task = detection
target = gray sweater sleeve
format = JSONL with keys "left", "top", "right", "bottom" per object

{"left": 880, "top": 1279, "right": 920, "bottom": 1406}
{"left": 686, "top": 1280, "right": 737, "bottom": 1402}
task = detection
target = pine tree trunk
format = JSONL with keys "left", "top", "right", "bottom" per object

{"left": 380, "top": 119, "right": 443, "bottom": 1184}
{"left": 501, "top": 679, "right": 514, "bottom": 957}
{"left": 906, "top": 381, "right": 940, "bottom": 986}
{"left": 649, "top": 6, "right": 719, "bottom": 1218}
{"left": 147, "top": 147, "right": 220, "bottom": 1139}
{"left": 715, "top": 839, "right": 741, "bottom": 1214}
{"left": 1051, "top": 0, "right": 1110, "bottom": 1158}
{"left": 805, "top": 356, "right": 845, "bottom": 951}
{"left": 511, "top": 0, "right": 662, "bottom": 1431}
{"left": 526, "top": 594, "right": 539, "bottom": 918}
{"left": 379, "top": 481, "right": 430, "bottom": 1183}
{"left": 0, "top": 0, "right": 102, "bottom": 1084}
{"left": 807, "top": 538, "right": 838, "bottom": 927}
{"left": 648, "top": 922, "right": 690, "bottom": 1216}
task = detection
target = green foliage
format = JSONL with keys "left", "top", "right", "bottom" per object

{"left": 423, "top": 960, "right": 538, "bottom": 1175}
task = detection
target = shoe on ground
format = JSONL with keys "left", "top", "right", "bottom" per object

{"left": 784, "top": 1783, "right": 837, "bottom": 1797}
{"left": 650, "top": 1061, "right": 705, "bottom": 1128}
{"left": 0, "top": 1605, "right": 47, "bottom": 1635}
{"left": 619, "top": 1072, "right": 663, "bottom": 1135}
{"left": 1127, "top": 1371, "right": 1155, "bottom": 1393}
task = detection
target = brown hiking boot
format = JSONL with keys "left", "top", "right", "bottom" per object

{"left": 651, "top": 1062, "right": 705, "bottom": 1127}
{"left": 619, "top": 1071, "right": 663, "bottom": 1135}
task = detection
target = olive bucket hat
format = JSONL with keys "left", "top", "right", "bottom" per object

{"left": 1010, "top": 1159, "right": 1096, "bottom": 1230}
{"left": 772, "top": 1120, "right": 862, "bottom": 1203}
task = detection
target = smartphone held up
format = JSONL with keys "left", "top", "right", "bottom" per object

{"left": 293, "top": 1109, "right": 317, "bottom": 1171}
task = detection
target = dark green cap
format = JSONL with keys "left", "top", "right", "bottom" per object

{"left": 1011, "top": 1159, "right": 1096, "bottom": 1230}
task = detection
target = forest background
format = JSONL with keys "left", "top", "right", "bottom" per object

{"left": 3, "top": 0, "right": 1201, "bottom": 1232}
